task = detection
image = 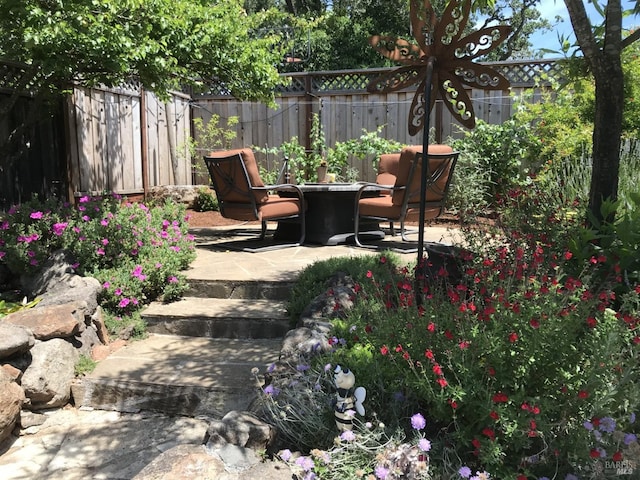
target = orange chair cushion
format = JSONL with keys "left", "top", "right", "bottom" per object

{"left": 392, "top": 145, "right": 454, "bottom": 206}
{"left": 208, "top": 148, "right": 268, "bottom": 204}
{"left": 376, "top": 153, "right": 401, "bottom": 187}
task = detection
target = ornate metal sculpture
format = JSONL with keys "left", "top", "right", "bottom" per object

{"left": 367, "top": 0, "right": 512, "bottom": 300}
{"left": 367, "top": 0, "right": 512, "bottom": 134}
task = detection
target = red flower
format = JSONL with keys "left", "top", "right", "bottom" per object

{"left": 436, "top": 378, "right": 448, "bottom": 388}
{"left": 472, "top": 438, "right": 481, "bottom": 449}
{"left": 578, "top": 390, "right": 590, "bottom": 399}
{"left": 613, "top": 451, "right": 623, "bottom": 462}
{"left": 402, "top": 351, "right": 410, "bottom": 361}
{"left": 427, "top": 322, "right": 436, "bottom": 333}
{"left": 432, "top": 364, "right": 443, "bottom": 376}
{"left": 489, "top": 411, "right": 499, "bottom": 421}
{"left": 395, "top": 344, "right": 403, "bottom": 352}
{"left": 529, "top": 318, "right": 540, "bottom": 329}
{"left": 380, "top": 345, "right": 389, "bottom": 355}
{"left": 444, "top": 330, "right": 454, "bottom": 340}
{"left": 492, "top": 392, "right": 509, "bottom": 403}
{"left": 458, "top": 341, "right": 470, "bottom": 349}
{"left": 586, "top": 316, "right": 597, "bottom": 328}
{"left": 487, "top": 367, "right": 496, "bottom": 377}
{"left": 448, "top": 399, "right": 458, "bottom": 409}
{"left": 508, "top": 332, "right": 519, "bottom": 343}
{"left": 517, "top": 475, "right": 528, "bottom": 480}
{"left": 424, "top": 349, "right": 434, "bottom": 360}
{"left": 365, "top": 324, "right": 372, "bottom": 333}
{"left": 366, "top": 270, "right": 373, "bottom": 278}
{"left": 589, "top": 449, "right": 601, "bottom": 458}
{"left": 482, "top": 427, "right": 495, "bottom": 440}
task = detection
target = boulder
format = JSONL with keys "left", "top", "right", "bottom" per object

{"left": 3, "top": 302, "right": 85, "bottom": 340}
{"left": 21, "top": 338, "right": 78, "bottom": 410}
{"left": 132, "top": 444, "right": 225, "bottom": 480}
{"left": 20, "top": 249, "right": 102, "bottom": 313}
{"left": 279, "top": 327, "right": 330, "bottom": 362}
{"left": 298, "top": 284, "right": 356, "bottom": 324}
{"left": 0, "top": 323, "right": 35, "bottom": 359}
{"left": 204, "top": 410, "right": 276, "bottom": 451}
{"left": 0, "top": 368, "right": 25, "bottom": 442}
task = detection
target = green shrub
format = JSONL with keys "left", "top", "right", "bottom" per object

{"left": 192, "top": 186, "right": 219, "bottom": 212}
{"left": 75, "top": 354, "right": 98, "bottom": 376}
{"left": 451, "top": 119, "right": 542, "bottom": 203}
{"left": 0, "top": 195, "right": 196, "bottom": 334}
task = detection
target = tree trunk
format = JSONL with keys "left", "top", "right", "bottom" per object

{"left": 589, "top": 59, "right": 623, "bottom": 223}
{"left": 564, "top": 0, "right": 624, "bottom": 225}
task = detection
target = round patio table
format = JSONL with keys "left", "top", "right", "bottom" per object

{"left": 276, "top": 183, "right": 384, "bottom": 246}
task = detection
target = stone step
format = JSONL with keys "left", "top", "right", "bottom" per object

{"left": 72, "top": 334, "right": 280, "bottom": 418}
{"left": 186, "top": 279, "right": 295, "bottom": 301}
{"left": 141, "top": 297, "right": 291, "bottom": 339}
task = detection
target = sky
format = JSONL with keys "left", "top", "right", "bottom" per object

{"left": 529, "top": 0, "right": 639, "bottom": 57}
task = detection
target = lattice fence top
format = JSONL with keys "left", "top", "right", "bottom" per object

{"left": 199, "top": 59, "right": 564, "bottom": 98}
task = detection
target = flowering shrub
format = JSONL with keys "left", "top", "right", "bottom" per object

{"left": 325, "top": 227, "right": 640, "bottom": 479}
{"left": 0, "top": 194, "right": 195, "bottom": 331}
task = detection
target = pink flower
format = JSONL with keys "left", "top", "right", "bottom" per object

{"left": 52, "top": 222, "right": 68, "bottom": 236}
{"left": 30, "top": 211, "right": 44, "bottom": 219}
{"left": 118, "top": 298, "right": 131, "bottom": 308}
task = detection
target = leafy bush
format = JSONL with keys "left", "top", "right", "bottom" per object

{"left": 451, "top": 119, "right": 542, "bottom": 202}
{"left": 0, "top": 195, "right": 196, "bottom": 333}
{"left": 256, "top": 115, "right": 403, "bottom": 183}
{"left": 192, "top": 186, "right": 219, "bottom": 212}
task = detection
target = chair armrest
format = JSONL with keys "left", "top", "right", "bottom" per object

{"left": 255, "top": 184, "right": 305, "bottom": 201}
{"left": 354, "top": 182, "right": 404, "bottom": 202}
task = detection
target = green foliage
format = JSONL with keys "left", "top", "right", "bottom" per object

{"left": 451, "top": 119, "right": 542, "bottom": 202}
{"left": 188, "top": 115, "right": 239, "bottom": 180}
{"left": 192, "top": 186, "right": 219, "bottom": 212}
{"left": 103, "top": 310, "right": 148, "bottom": 339}
{"left": 512, "top": 84, "right": 593, "bottom": 165}
{"left": 75, "top": 354, "right": 97, "bottom": 377}
{"left": 287, "top": 252, "right": 404, "bottom": 321}
{"left": 0, "top": 195, "right": 195, "bottom": 334}
{"left": 0, "top": 297, "right": 39, "bottom": 318}
{"left": 0, "top": 0, "right": 285, "bottom": 101}
{"left": 256, "top": 115, "right": 403, "bottom": 183}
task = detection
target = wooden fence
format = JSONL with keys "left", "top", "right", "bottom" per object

{"left": 2, "top": 59, "right": 560, "bottom": 208}
{"left": 192, "top": 59, "right": 561, "bottom": 183}
{"left": 66, "top": 83, "right": 192, "bottom": 198}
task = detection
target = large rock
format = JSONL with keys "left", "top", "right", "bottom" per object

{"left": 204, "top": 410, "right": 276, "bottom": 451}
{"left": 0, "top": 368, "right": 25, "bottom": 443}
{"left": 0, "top": 323, "right": 35, "bottom": 359}
{"left": 21, "top": 250, "right": 101, "bottom": 313}
{"left": 3, "top": 302, "right": 85, "bottom": 340}
{"left": 279, "top": 327, "right": 330, "bottom": 362}
{"left": 21, "top": 339, "right": 78, "bottom": 410}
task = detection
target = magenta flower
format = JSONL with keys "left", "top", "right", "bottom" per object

{"left": 100, "top": 219, "right": 109, "bottom": 226}
{"left": 30, "top": 211, "right": 44, "bottom": 219}
{"left": 52, "top": 222, "right": 68, "bottom": 236}
{"left": 102, "top": 281, "right": 111, "bottom": 289}
{"left": 0, "top": 252, "right": 5, "bottom": 259}
{"left": 79, "top": 195, "right": 90, "bottom": 203}
{"left": 168, "top": 276, "right": 179, "bottom": 284}
{"left": 1, "top": 220, "right": 10, "bottom": 230}
{"left": 118, "top": 298, "right": 130, "bottom": 308}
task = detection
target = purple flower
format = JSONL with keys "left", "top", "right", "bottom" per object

{"left": 0, "top": 252, "right": 5, "bottom": 259}
{"left": 79, "top": 195, "right": 90, "bottom": 203}
{"left": 631, "top": 412, "right": 637, "bottom": 424}
{"left": 30, "top": 211, "right": 44, "bottom": 219}
{"left": 565, "top": 475, "right": 579, "bottom": 480}
{"left": 459, "top": 466, "right": 472, "bottom": 478}
{"left": 263, "top": 384, "right": 280, "bottom": 397}
{"left": 599, "top": 417, "right": 616, "bottom": 433}
{"left": 297, "top": 364, "right": 310, "bottom": 372}
{"left": 583, "top": 421, "right": 594, "bottom": 431}
{"left": 374, "top": 465, "right": 390, "bottom": 479}
{"left": 339, "top": 430, "right": 356, "bottom": 442}
{"left": 294, "top": 456, "right": 314, "bottom": 472}
{"left": 624, "top": 433, "right": 637, "bottom": 445}
{"left": 168, "top": 276, "right": 178, "bottom": 284}
{"left": 411, "top": 413, "right": 426, "bottom": 430}
{"left": 418, "top": 438, "right": 431, "bottom": 452}
{"left": 279, "top": 449, "right": 292, "bottom": 461}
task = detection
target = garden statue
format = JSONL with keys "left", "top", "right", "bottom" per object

{"left": 333, "top": 365, "right": 366, "bottom": 431}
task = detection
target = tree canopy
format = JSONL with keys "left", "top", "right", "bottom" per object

{"left": 0, "top": 0, "right": 286, "bottom": 102}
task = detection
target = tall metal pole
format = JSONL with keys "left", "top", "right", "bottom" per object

{"left": 416, "top": 57, "right": 436, "bottom": 305}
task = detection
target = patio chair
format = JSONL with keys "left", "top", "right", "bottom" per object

{"left": 354, "top": 145, "right": 459, "bottom": 250}
{"left": 203, "top": 148, "right": 306, "bottom": 252}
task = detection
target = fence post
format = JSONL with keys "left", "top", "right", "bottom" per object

{"left": 304, "top": 73, "right": 313, "bottom": 153}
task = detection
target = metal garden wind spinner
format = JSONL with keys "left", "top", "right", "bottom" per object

{"left": 367, "top": 0, "right": 512, "bottom": 134}
{"left": 367, "top": 0, "right": 512, "bottom": 300}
